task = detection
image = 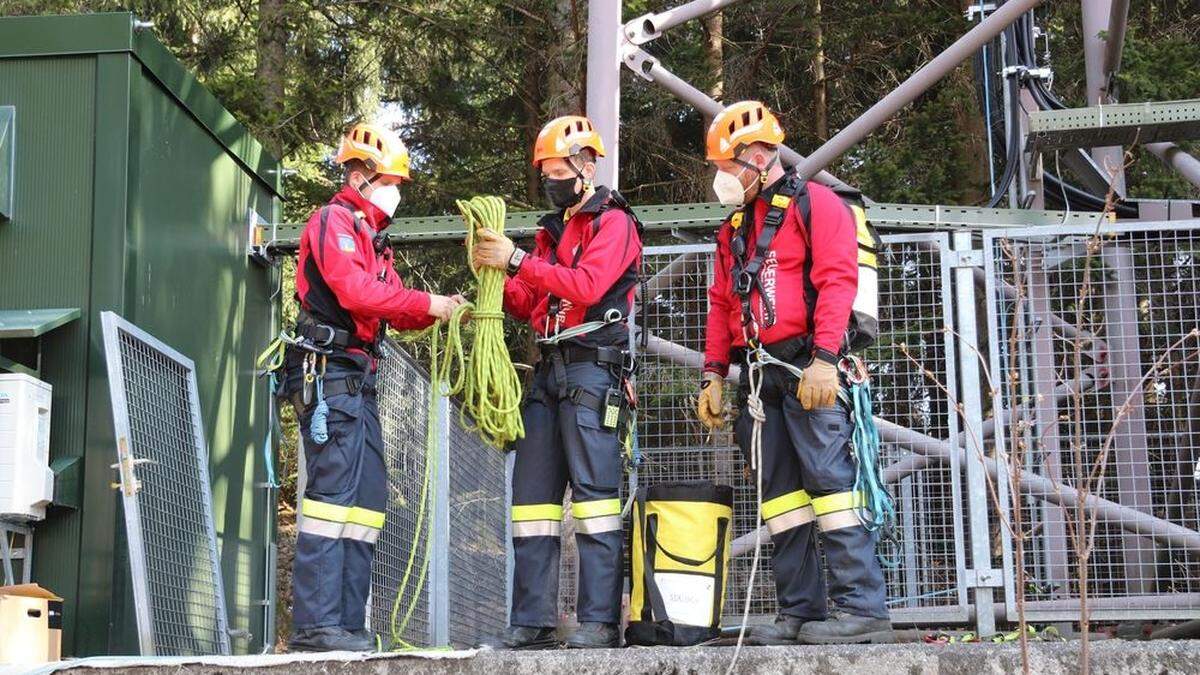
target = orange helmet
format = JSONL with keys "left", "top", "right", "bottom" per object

{"left": 705, "top": 101, "right": 786, "bottom": 161}
{"left": 532, "top": 115, "right": 606, "bottom": 167}
{"left": 335, "top": 122, "right": 411, "bottom": 181}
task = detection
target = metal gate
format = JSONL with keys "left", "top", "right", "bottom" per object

{"left": 984, "top": 221, "right": 1200, "bottom": 622}
{"left": 100, "top": 312, "right": 231, "bottom": 656}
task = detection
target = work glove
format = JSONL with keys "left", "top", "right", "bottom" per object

{"left": 472, "top": 228, "right": 516, "bottom": 271}
{"left": 697, "top": 371, "right": 725, "bottom": 429}
{"left": 796, "top": 358, "right": 839, "bottom": 410}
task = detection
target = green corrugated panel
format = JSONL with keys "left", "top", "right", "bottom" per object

{"left": 0, "top": 54, "right": 97, "bottom": 654}
{"left": 0, "top": 13, "right": 280, "bottom": 657}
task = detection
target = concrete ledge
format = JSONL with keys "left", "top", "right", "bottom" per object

{"left": 44, "top": 640, "right": 1200, "bottom": 675}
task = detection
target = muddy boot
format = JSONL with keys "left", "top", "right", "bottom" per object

{"left": 750, "top": 614, "right": 811, "bottom": 645}
{"left": 565, "top": 622, "right": 620, "bottom": 649}
{"left": 796, "top": 611, "right": 894, "bottom": 645}
{"left": 288, "top": 626, "right": 374, "bottom": 652}
{"left": 479, "top": 625, "right": 561, "bottom": 650}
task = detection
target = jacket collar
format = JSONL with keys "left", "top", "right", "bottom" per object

{"left": 537, "top": 185, "right": 612, "bottom": 243}
{"left": 332, "top": 184, "right": 390, "bottom": 232}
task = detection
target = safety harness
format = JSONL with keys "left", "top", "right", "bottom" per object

{"left": 536, "top": 190, "right": 645, "bottom": 463}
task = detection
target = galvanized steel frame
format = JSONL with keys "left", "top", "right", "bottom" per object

{"left": 982, "top": 219, "right": 1200, "bottom": 623}
{"left": 99, "top": 311, "right": 231, "bottom": 656}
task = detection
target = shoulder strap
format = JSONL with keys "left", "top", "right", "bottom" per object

{"left": 732, "top": 172, "right": 808, "bottom": 330}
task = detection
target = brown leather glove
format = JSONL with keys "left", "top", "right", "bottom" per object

{"left": 796, "top": 359, "right": 839, "bottom": 410}
{"left": 697, "top": 371, "right": 725, "bottom": 429}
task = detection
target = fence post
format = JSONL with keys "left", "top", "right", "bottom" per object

{"left": 952, "top": 232, "right": 1001, "bottom": 635}
{"left": 429, "top": 394, "right": 452, "bottom": 646}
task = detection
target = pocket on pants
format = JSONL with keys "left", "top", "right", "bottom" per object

{"left": 304, "top": 392, "right": 365, "bottom": 497}
{"left": 573, "top": 402, "right": 621, "bottom": 493}
{"left": 788, "top": 401, "right": 856, "bottom": 492}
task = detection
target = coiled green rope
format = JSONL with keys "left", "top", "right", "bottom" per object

{"left": 452, "top": 195, "right": 525, "bottom": 449}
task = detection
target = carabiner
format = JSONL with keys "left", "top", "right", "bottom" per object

{"left": 839, "top": 354, "right": 869, "bottom": 385}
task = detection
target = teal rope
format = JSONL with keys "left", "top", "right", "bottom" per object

{"left": 848, "top": 376, "right": 900, "bottom": 569}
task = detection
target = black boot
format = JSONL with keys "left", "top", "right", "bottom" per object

{"left": 750, "top": 614, "right": 811, "bottom": 645}
{"left": 349, "top": 628, "right": 381, "bottom": 651}
{"left": 796, "top": 611, "right": 894, "bottom": 645}
{"left": 288, "top": 626, "right": 374, "bottom": 652}
{"left": 479, "top": 625, "right": 561, "bottom": 650}
{"left": 565, "top": 622, "right": 620, "bottom": 649}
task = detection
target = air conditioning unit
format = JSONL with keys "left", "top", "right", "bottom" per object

{"left": 0, "top": 374, "right": 53, "bottom": 521}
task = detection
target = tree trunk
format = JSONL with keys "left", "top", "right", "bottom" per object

{"left": 545, "top": 0, "right": 579, "bottom": 115}
{"left": 812, "top": 0, "right": 828, "bottom": 141}
{"left": 520, "top": 8, "right": 546, "bottom": 203}
{"left": 702, "top": 11, "right": 724, "bottom": 200}
{"left": 349, "top": 33, "right": 382, "bottom": 123}
{"left": 255, "top": 0, "right": 287, "bottom": 159}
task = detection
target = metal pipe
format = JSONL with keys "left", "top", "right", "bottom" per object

{"left": 1082, "top": 0, "right": 1127, "bottom": 195}
{"left": 1146, "top": 142, "right": 1200, "bottom": 191}
{"left": 1103, "top": 0, "right": 1131, "bottom": 83}
{"left": 622, "top": 47, "right": 855, "bottom": 193}
{"left": 625, "top": 0, "right": 746, "bottom": 44}
{"left": 794, "top": 0, "right": 1044, "bottom": 180}
{"left": 587, "top": 0, "right": 622, "bottom": 189}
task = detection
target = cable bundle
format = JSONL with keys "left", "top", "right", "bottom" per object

{"left": 453, "top": 195, "right": 525, "bottom": 449}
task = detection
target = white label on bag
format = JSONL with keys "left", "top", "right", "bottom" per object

{"left": 654, "top": 572, "right": 715, "bottom": 627}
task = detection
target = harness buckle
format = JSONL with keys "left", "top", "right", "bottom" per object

{"left": 839, "top": 355, "right": 869, "bottom": 385}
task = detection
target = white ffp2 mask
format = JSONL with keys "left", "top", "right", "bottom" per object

{"left": 712, "top": 168, "right": 750, "bottom": 207}
{"left": 368, "top": 184, "right": 401, "bottom": 218}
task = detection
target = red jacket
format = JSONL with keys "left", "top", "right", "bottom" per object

{"left": 296, "top": 186, "right": 434, "bottom": 348}
{"left": 704, "top": 177, "right": 857, "bottom": 376}
{"left": 503, "top": 188, "right": 642, "bottom": 347}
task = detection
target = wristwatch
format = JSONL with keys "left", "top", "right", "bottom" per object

{"left": 507, "top": 247, "right": 527, "bottom": 275}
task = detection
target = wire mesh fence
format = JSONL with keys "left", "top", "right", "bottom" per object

{"left": 100, "top": 312, "right": 230, "bottom": 656}
{"left": 371, "top": 341, "right": 508, "bottom": 647}
{"left": 986, "top": 223, "right": 1200, "bottom": 621}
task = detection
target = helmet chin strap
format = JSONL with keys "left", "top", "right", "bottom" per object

{"left": 731, "top": 151, "right": 780, "bottom": 201}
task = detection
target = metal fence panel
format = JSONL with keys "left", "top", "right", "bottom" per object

{"left": 100, "top": 312, "right": 231, "bottom": 656}
{"left": 556, "top": 237, "right": 970, "bottom": 624}
{"left": 370, "top": 341, "right": 508, "bottom": 648}
{"left": 985, "top": 221, "right": 1200, "bottom": 622}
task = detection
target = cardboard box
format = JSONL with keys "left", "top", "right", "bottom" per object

{"left": 0, "top": 584, "right": 62, "bottom": 664}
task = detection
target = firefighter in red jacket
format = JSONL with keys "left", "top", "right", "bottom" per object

{"left": 697, "top": 102, "right": 893, "bottom": 644}
{"left": 285, "top": 123, "right": 463, "bottom": 652}
{"left": 472, "top": 115, "right": 641, "bottom": 650}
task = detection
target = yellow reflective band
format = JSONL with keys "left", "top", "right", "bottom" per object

{"left": 771, "top": 194, "right": 792, "bottom": 208}
{"left": 811, "top": 491, "right": 867, "bottom": 516}
{"left": 302, "top": 499, "right": 350, "bottom": 523}
{"left": 858, "top": 250, "right": 878, "bottom": 268}
{"left": 348, "top": 507, "right": 386, "bottom": 529}
{"left": 731, "top": 212, "right": 744, "bottom": 229}
{"left": 761, "top": 490, "right": 812, "bottom": 520}
{"left": 572, "top": 498, "right": 622, "bottom": 519}
{"left": 512, "top": 504, "right": 564, "bottom": 522}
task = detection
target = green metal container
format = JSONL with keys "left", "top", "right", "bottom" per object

{"left": 0, "top": 12, "right": 282, "bottom": 656}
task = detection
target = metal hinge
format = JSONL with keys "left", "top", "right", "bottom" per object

{"left": 964, "top": 568, "right": 1004, "bottom": 588}
{"left": 110, "top": 439, "right": 153, "bottom": 496}
{"left": 948, "top": 249, "right": 984, "bottom": 268}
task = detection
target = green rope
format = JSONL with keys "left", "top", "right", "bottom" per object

{"left": 387, "top": 195, "right": 524, "bottom": 648}
{"left": 452, "top": 195, "right": 525, "bottom": 449}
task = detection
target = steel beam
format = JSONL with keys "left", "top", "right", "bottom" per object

{"left": 621, "top": 46, "right": 854, "bottom": 192}
{"left": 587, "top": 0, "right": 622, "bottom": 189}
{"left": 1103, "top": 0, "right": 1130, "bottom": 83}
{"left": 795, "top": 0, "right": 1043, "bottom": 180}
{"left": 624, "top": 0, "right": 746, "bottom": 45}
{"left": 1082, "top": 0, "right": 1127, "bottom": 195}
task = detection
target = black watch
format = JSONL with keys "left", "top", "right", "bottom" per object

{"left": 507, "top": 248, "right": 527, "bottom": 275}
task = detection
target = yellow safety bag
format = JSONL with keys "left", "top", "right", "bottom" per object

{"left": 626, "top": 481, "right": 733, "bottom": 646}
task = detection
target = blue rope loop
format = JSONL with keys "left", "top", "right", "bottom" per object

{"left": 846, "top": 372, "right": 901, "bottom": 569}
{"left": 310, "top": 376, "right": 329, "bottom": 444}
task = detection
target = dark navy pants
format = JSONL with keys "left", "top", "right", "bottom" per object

{"left": 287, "top": 355, "right": 387, "bottom": 631}
{"left": 734, "top": 361, "right": 888, "bottom": 620}
{"left": 509, "top": 358, "right": 625, "bottom": 628}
